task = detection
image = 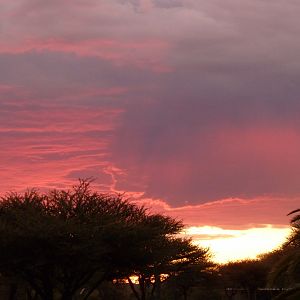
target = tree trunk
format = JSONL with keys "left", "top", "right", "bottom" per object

{"left": 42, "top": 294, "right": 54, "bottom": 300}
{"left": 127, "top": 277, "right": 141, "bottom": 300}
{"left": 139, "top": 276, "right": 146, "bottom": 300}
{"left": 8, "top": 283, "right": 18, "bottom": 300}
{"left": 26, "top": 288, "right": 39, "bottom": 300}
{"left": 61, "top": 295, "right": 73, "bottom": 300}
{"left": 154, "top": 274, "right": 161, "bottom": 300}
{"left": 249, "top": 288, "right": 257, "bottom": 300}
{"left": 82, "top": 275, "right": 106, "bottom": 300}
{"left": 61, "top": 289, "right": 73, "bottom": 300}
{"left": 183, "top": 288, "right": 188, "bottom": 300}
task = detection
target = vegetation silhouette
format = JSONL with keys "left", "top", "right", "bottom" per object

{"left": 1, "top": 180, "right": 300, "bottom": 299}
{"left": 0, "top": 180, "right": 211, "bottom": 300}
{"left": 266, "top": 209, "right": 300, "bottom": 300}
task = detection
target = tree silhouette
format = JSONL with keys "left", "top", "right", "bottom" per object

{"left": 0, "top": 181, "right": 145, "bottom": 300}
{"left": 220, "top": 259, "right": 268, "bottom": 300}
{"left": 165, "top": 258, "right": 217, "bottom": 300}
{"left": 267, "top": 209, "right": 300, "bottom": 299}
{"left": 119, "top": 214, "right": 211, "bottom": 300}
{"left": 0, "top": 180, "right": 210, "bottom": 300}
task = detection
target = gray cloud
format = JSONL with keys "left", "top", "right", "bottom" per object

{"left": 1, "top": 0, "right": 300, "bottom": 209}
{"left": 108, "top": 1, "right": 300, "bottom": 205}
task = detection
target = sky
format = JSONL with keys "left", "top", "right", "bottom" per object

{"left": 1, "top": 0, "right": 300, "bottom": 262}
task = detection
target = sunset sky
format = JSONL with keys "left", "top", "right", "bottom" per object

{"left": 1, "top": 0, "right": 300, "bottom": 262}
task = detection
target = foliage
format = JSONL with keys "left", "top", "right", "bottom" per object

{"left": 220, "top": 259, "right": 268, "bottom": 300}
{"left": 266, "top": 208, "right": 300, "bottom": 299}
{"left": 165, "top": 258, "right": 218, "bottom": 300}
{"left": 0, "top": 181, "right": 144, "bottom": 300}
{"left": 6, "top": 180, "right": 297, "bottom": 300}
{"left": 0, "top": 180, "right": 210, "bottom": 300}
{"left": 124, "top": 214, "right": 212, "bottom": 300}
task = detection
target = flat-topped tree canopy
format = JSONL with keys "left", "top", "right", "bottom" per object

{"left": 0, "top": 180, "right": 210, "bottom": 300}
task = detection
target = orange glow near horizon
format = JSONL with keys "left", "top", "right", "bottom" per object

{"left": 184, "top": 226, "right": 290, "bottom": 263}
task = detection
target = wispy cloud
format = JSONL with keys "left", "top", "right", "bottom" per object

{"left": 1, "top": 0, "right": 300, "bottom": 233}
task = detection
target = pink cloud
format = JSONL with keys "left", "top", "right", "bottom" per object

{"left": 112, "top": 121, "right": 300, "bottom": 204}
{"left": 1, "top": 0, "right": 300, "bottom": 239}
{"left": 133, "top": 196, "right": 297, "bottom": 229}
{"left": 0, "top": 38, "right": 172, "bottom": 72}
{"left": 0, "top": 102, "right": 123, "bottom": 194}
{"left": 0, "top": 104, "right": 122, "bottom": 133}
{"left": 0, "top": 84, "right": 16, "bottom": 92}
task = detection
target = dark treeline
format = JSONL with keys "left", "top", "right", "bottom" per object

{"left": 0, "top": 180, "right": 299, "bottom": 300}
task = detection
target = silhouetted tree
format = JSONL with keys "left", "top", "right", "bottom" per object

{"left": 267, "top": 209, "right": 300, "bottom": 299}
{"left": 124, "top": 215, "right": 211, "bottom": 300}
{"left": 165, "top": 258, "right": 217, "bottom": 300}
{"left": 0, "top": 180, "right": 210, "bottom": 300}
{"left": 220, "top": 259, "right": 268, "bottom": 300}
{"left": 0, "top": 180, "right": 146, "bottom": 300}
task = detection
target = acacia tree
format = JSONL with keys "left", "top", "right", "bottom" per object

{"left": 220, "top": 259, "right": 268, "bottom": 300}
{"left": 0, "top": 181, "right": 210, "bottom": 300}
{"left": 123, "top": 215, "right": 211, "bottom": 300}
{"left": 165, "top": 257, "right": 217, "bottom": 300}
{"left": 0, "top": 181, "right": 146, "bottom": 300}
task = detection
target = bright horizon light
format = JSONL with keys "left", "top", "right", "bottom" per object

{"left": 184, "top": 225, "right": 291, "bottom": 264}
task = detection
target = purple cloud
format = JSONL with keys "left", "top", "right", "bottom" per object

{"left": 1, "top": 0, "right": 300, "bottom": 228}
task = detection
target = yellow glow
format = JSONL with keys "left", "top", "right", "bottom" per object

{"left": 184, "top": 225, "right": 290, "bottom": 263}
